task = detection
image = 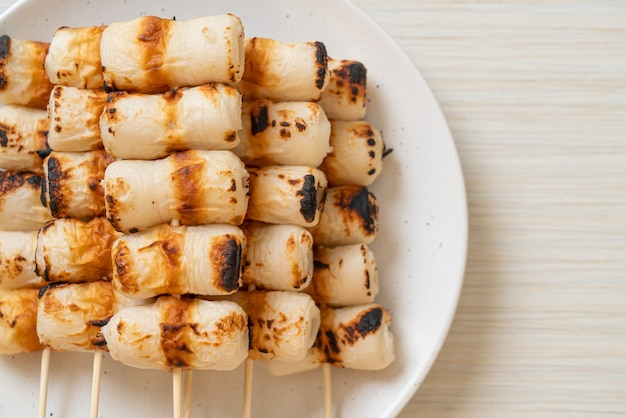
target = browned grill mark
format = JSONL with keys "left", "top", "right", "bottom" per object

{"left": 86, "top": 151, "right": 115, "bottom": 215}
{"left": 116, "top": 224, "right": 184, "bottom": 295}
{"left": 212, "top": 310, "right": 248, "bottom": 340}
{"left": 314, "top": 42, "right": 328, "bottom": 90}
{"left": 0, "top": 126, "right": 9, "bottom": 147}
{"left": 224, "top": 130, "right": 237, "bottom": 143}
{"left": 297, "top": 174, "right": 319, "bottom": 223}
{"left": 285, "top": 235, "right": 307, "bottom": 289}
{"left": 105, "top": 192, "right": 122, "bottom": 230}
{"left": 0, "top": 35, "right": 11, "bottom": 91}
{"left": 44, "top": 155, "right": 71, "bottom": 217}
{"left": 250, "top": 103, "right": 270, "bottom": 135}
{"left": 114, "top": 241, "right": 139, "bottom": 294}
{"left": 170, "top": 151, "right": 206, "bottom": 225}
{"left": 103, "top": 91, "right": 128, "bottom": 129}
{"left": 157, "top": 236, "right": 183, "bottom": 295}
{"left": 332, "top": 186, "right": 379, "bottom": 238}
{"left": 341, "top": 306, "right": 383, "bottom": 344}
{"left": 210, "top": 235, "right": 243, "bottom": 293}
{"left": 313, "top": 308, "right": 341, "bottom": 363}
{"left": 0, "top": 170, "right": 42, "bottom": 196}
{"left": 294, "top": 117, "right": 307, "bottom": 132}
{"left": 160, "top": 297, "right": 194, "bottom": 369}
{"left": 138, "top": 16, "right": 172, "bottom": 93}
{"left": 163, "top": 87, "right": 183, "bottom": 103}
{"left": 159, "top": 88, "right": 186, "bottom": 152}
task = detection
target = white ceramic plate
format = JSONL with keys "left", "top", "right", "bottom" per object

{"left": 0, "top": 0, "right": 467, "bottom": 417}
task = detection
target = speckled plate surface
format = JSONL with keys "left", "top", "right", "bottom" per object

{"left": 0, "top": 0, "right": 467, "bottom": 416}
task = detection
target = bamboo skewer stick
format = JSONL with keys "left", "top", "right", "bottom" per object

{"left": 242, "top": 358, "right": 254, "bottom": 418}
{"left": 38, "top": 347, "right": 51, "bottom": 418}
{"left": 242, "top": 283, "right": 257, "bottom": 418}
{"left": 90, "top": 350, "right": 103, "bottom": 418}
{"left": 323, "top": 363, "right": 332, "bottom": 418}
{"left": 173, "top": 367, "right": 183, "bottom": 418}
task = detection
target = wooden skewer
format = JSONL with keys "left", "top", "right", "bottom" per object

{"left": 323, "top": 363, "right": 332, "bottom": 418}
{"left": 242, "top": 357, "right": 254, "bottom": 418}
{"left": 90, "top": 350, "right": 103, "bottom": 418}
{"left": 242, "top": 283, "right": 257, "bottom": 418}
{"left": 184, "top": 370, "right": 193, "bottom": 418}
{"left": 38, "top": 347, "right": 51, "bottom": 418}
{"left": 173, "top": 367, "right": 183, "bottom": 418}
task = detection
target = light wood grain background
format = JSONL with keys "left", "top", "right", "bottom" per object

{"left": 1, "top": 1, "right": 624, "bottom": 417}
{"left": 350, "top": 1, "right": 626, "bottom": 417}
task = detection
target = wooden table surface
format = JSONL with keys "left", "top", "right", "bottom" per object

{"left": 1, "top": 1, "right": 624, "bottom": 417}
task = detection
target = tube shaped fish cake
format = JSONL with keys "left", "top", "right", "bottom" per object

{"left": 262, "top": 303, "right": 394, "bottom": 375}
{"left": 0, "top": 171, "right": 52, "bottom": 231}
{"left": 100, "top": 14, "right": 244, "bottom": 93}
{"left": 239, "top": 37, "right": 329, "bottom": 102}
{"left": 0, "top": 105, "right": 49, "bottom": 173}
{"left": 320, "top": 120, "right": 384, "bottom": 186}
{"left": 47, "top": 86, "right": 107, "bottom": 152}
{"left": 112, "top": 223, "right": 245, "bottom": 299}
{"left": 242, "top": 222, "right": 314, "bottom": 291}
{"left": 234, "top": 100, "right": 331, "bottom": 168}
{"left": 235, "top": 290, "right": 320, "bottom": 362}
{"left": 35, "top": 217, "right": 119, "bottom": 283}
{"left": 306, "top": 244, "right": 379, "bottom": 307}
{"left": 102, "top": 296, "right": 249, "bottom": 371}
{"left": 36, "top": 281, "right": 115, "bottom": 352}
{"left": 0, "top": 288, "right": 44, "bottom": 354}
{"left": 44, "top": 26, "right": 106, "bottom": 89}
{"left": 246, "top": 166, "right": 327, "bottom": 228}
{"left": 0, "top": 35, "right": 53, "bottom": 109}
{"left": 42, "top": 150, "right": 115, "bottom": 219}
{"left": 0, "top": 230, "right": 44, "bottom": 289}
{"left": 104, "top": 150, "right": 249, "bottom": 233}
{"left": 318, "top": 59, "right": 367, "bottom": 121}
{"left": 101, "top": 84, "right": 242, "bottom": 160}
{"left": 308, "top": 185, "right": 379, "bottom": 246}
{"left": 316, "top": 304, "right": 394, "bottom": 369}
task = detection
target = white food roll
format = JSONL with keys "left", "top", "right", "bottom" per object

{"left": 0, "top": 105, "right": 49, "bottom": 173}
{"left": 100, "top": 14, "right": 245, "bottom": 93}
{"left": 112, "top": 223, "right": 245, "bottom": 299}
{"left": 306, "top": 244, "right": 379, "bottom": 307}
{"left": 46, "top": 86, "right": 107, "bottom": 151}
{"left": 242, "top": 222, "right": 314, "bottom": 291}
{"left": 102, "top": 296, "right": 249, "bottom": 371}
{"left": 236, "top": 290, "right": 320, "bottom": 362}
{"left": 0, "top": 288, "right": 44, "bottom": 354}
{"left": 318, "top": 59, "right": 367, "bottom": 121}
{"left": 101, "top": 84, "right": 242, "bottom": 160}
{"left": 104, "top": 150, "right": 249, "bottom": 233}
{"left": 308, "top": 185, "right": 379, "bottom": 246}
{"left": 0, "top": 170, "right": 52, "bottom": 231}
{"left": 42, "top": 150, "right": 115, "bottom": 219}
{"left": 0, "top": 35, "right": 53, "bottom": 109}
{"left": 34, "top": 217, "right": 119, "bottom": 283}
{"left": 320, "top": 120, "right": 384, "bottom": 186}
{"left": 0, "top": 230, "right": 44, "bottom": 289}
{"left": 262, "top": 303, "right": 395, "bottom": 375}
{"left": 44, "top": 25, "right": 106, "bottom": 89}
{"left": 238, "top": 37, "right": 329, "bottom": 102}
{"left": 234, "top": 100, "right": 331, "bottom": 168}
{"left": 36, "top": 281, "right": 115, "bottom": 352}
{"left": 246, "top": 166, "right": 327, "bottom": 228}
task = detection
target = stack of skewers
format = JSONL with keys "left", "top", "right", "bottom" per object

{"left": 0, "top": 12, "right": 395, "bottom": 418}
